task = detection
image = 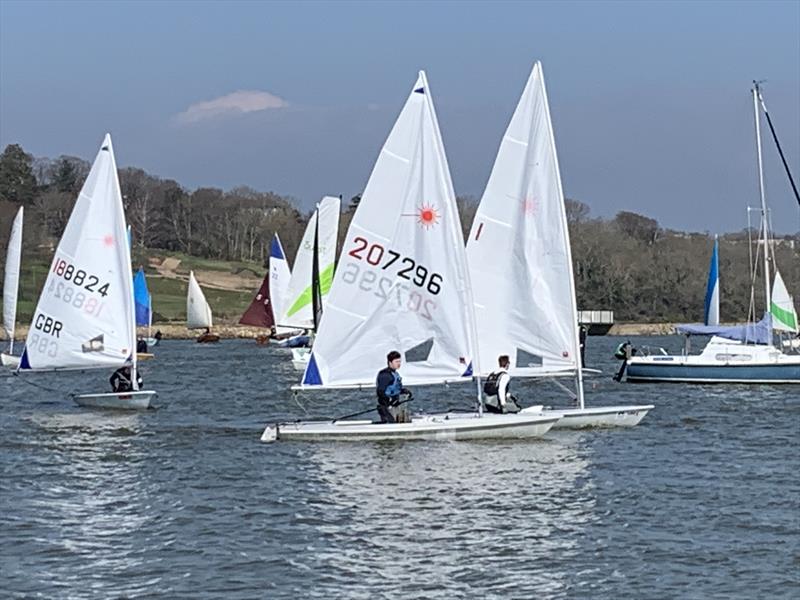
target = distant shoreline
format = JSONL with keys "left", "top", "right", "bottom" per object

{"left": 0, "top": 322, "right": 725, "bottom": 341}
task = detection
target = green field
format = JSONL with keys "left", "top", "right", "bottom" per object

{"left": 3, "top": 252, "right": 257, "bottom": 325}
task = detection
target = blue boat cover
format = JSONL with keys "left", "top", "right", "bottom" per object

{"left": 133, "top": 267, "right": 151, "bottom": 326}
{"left": 676, "top": 312, "right": 772, "bottom": 345}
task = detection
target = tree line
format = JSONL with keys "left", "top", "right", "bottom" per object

{"left": 0, "top": 142, "right": 797, "bottom": 322}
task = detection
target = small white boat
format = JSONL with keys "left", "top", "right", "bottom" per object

{"left": 465, "top": 62, "right": 653, "bottom": 426}
{"left": 263, "top": 411, "right": 559, "bottom": 442}
{"left": 291, "top": 347, "right": 310, "bottom": 370}
{"left": 15, "top": 134, "right": 156, "bottom": 408}
{"left": 73, "top": 390, "right": 156, "bottom": 410}
{"left": 1, "top": 353, "right": 20, "bottom": 368}
{"left": 187, "top": 271, "right": 219, "bottom": 342}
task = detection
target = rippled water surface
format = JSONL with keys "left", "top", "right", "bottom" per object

{"left": 1, "top": 336, "right": 798, "bottom": 599}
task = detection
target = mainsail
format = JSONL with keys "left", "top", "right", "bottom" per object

{"left": 466, "top": 62, "right": 581, "bottom": 378}
{"left": 239, "top": 270, "right": 275, "bottom": 329}
{"left": 771, "top": 270, "right": 798, "bottom": 333}
{"left": 280, "top": 196, "right": 340, "bottom": 329}
{"left": 187, "top": 271, "right": 213, "bottom": 330}
{"left": 3, "top": 206, "right": 23, "bottom": 353}
{"left": 301, "top": 71, "right": 477, "bottom": 388}
{"left": 133, "top": 267, "right": 152, "bottom": 328}
{"left": 269, "top": 233, "right": 291, "bottom": 329}
{"left": 19, "top": 135, "right": 136, "bottom": 371}
{"left": 704, "top": 237, "right": 720, "bottom": 326}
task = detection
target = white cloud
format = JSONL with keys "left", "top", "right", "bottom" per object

{"left": 175, "top": 90, "right": 288, "bottom": 124}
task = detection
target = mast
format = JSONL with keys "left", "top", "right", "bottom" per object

{"left": 311, "top": 205, "right": 322, "bottom": 332}
{"left": 752, "top": 82, "right": 772, "bottom": 344}
{"left": 420, "top": 70, "right": 484, "bottom": 414}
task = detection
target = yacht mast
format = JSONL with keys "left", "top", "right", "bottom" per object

{"left": 752, "top": 82, "right": 771, "bottom": 328}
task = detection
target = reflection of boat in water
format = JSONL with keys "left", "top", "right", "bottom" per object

{"left": 301, "top": 436, "right": 595, "bottom": 594}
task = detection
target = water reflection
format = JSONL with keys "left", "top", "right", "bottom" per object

{"left": 298, "top": 436, "right": 596, "bottom": 597}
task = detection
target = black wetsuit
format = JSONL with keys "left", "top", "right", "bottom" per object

{"left": 110, "top": 368, "right": 142, "bottom": 393}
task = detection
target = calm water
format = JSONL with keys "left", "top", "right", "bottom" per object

{"left": 1, "top": 336, "right": 798, "bottom": 599}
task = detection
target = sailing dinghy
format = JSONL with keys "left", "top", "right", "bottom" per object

{"left": 277, "top": 196, "right": 340, "bottom": 355}
{"left": 466, "top": 62, "right": 652, "bottom": 427}
{"left": 187, "top": 271, "right": 219, "bottom": 343}
{"left": 239, "top": 257, "right": 276, "bottom": 343}
{"left": 16, "top": 134, "right": 156, "bottom": 409}
{"left": 261, "top": 71, "right": 560, "bottom": 442}
{"left": 132, "top": 267, "right": 155, "bottom": 359}
{"left": 1, "top": 207, "right": 23, "bottom": 368}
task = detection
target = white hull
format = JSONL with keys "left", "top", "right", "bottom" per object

{"left": 73, "top": 390, "right": 157, "bottom": 410}
{"left": 1, "top": 352, "right": 20, "bottom": 368}
{"left": 291, "top": 348, "right": 311, "bottom": 371}
{"left": 261, "top": 411, "right": 560, "bottom": 443}
{"left": 537, "top": 405, "right": 653, "bottom": 428}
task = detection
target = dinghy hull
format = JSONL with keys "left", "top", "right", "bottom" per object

{"left": 261, "top": 412, "right": 560, "bottom": 443}
{"left": 1, "top": 352, "right": 20, "bottom": 368}
{"left": 542, "top": 405, "right": 654, "bottom": 428}
{"left": 73, "top": 390, "right": 156, "bottom": 410}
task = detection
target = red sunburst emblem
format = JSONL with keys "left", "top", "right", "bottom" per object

{"left": 103, "top": 234, "right": 115, "bottom": 247}
{"left": 417, "top": 205, "right": 440, "bottom": 229}
{"left": 521, "top": 196, "right": 537, "bottom": 216}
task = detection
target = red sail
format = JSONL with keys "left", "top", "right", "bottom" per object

{"left": 239, "top": 272, "right": 275, "bottom": 329}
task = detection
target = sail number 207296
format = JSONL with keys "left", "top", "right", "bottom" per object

{"left": 343, "top": 236, "right": 442, "bottom": 320}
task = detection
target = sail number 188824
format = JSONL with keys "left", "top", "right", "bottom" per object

{"left": 348, "top": 237, "right": 442, "bottom": 295}
{"left": 52, "top": 259, "right": 110, "bottom": 297}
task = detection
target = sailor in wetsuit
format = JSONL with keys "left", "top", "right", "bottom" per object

{"left": 375, "top": 350, "right": 411, "bottom": 423}
{"left": 110, "top": 366, "right": 142, "bottom": 393}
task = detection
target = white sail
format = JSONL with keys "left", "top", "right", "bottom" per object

{"left": 280, "top": 196, "right": 341, "bottom": 329}
{"left": 187, "top": 270, "right": 213, "bottom": 329}
{"left": 771, "top": 270, "right": 798, "bottom": 333}
{"left": 3, "top": 206, "right": 23, "bottom": 352}
{"left": 301, "top": 71, "right": 477, "bottom": 388}
{"left": 466, "top": 62, "right": 581, "bottom": 377}
{"left": 19, "top": 135, "right": 136, "bottom": 371}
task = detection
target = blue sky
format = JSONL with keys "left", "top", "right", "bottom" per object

{"left": 1, "top": 0, "right": 798, "bottom": 232}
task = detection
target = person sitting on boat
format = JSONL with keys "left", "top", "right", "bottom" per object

{"left": 483, "top": 355, "right": 521, "bottom": 414}
{"left": 136, "top": 338, "right": 148, "bottom": 353}
{"left": 154, "top": 330, "right": 163, "bottom": 342}
{"left": 376, "top": 350, "right": 411, "bottom": 423}
{"left": 110, "top": 366, "right": 142, "bottom": 393}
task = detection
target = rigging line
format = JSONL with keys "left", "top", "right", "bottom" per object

{"left": 757, "top": 89, "right": 800, "bottom": 207}
{"left": 12, "top": 372, "right": 71, "bottom": 395}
